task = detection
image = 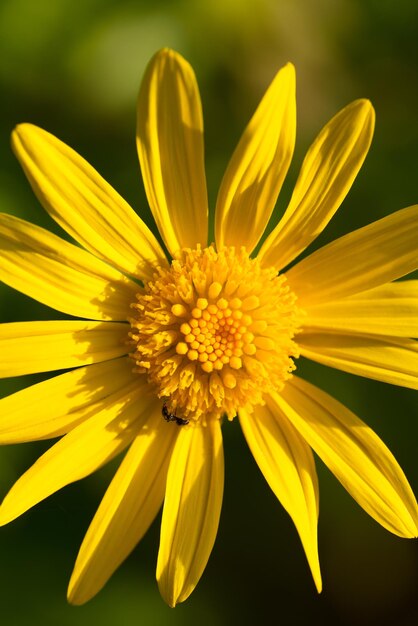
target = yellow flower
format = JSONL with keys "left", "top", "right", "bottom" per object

{"left": 1, "top": 48, "right": 417, "bottom": 607}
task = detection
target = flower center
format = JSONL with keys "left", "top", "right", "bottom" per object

{"left": 129, "top": 246, "right": 302, "bottom": 423}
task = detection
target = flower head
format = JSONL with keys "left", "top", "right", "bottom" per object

{"left": 0, "top": 48, "right": 417, "bottom": 607}
{"left": 130, "top": 245, "right": 302, "bottom": 421}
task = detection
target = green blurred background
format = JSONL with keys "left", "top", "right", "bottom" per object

{"left": 0, "top": 0, "right": 417, "bottom": 624}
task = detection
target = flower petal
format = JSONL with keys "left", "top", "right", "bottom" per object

{"left": 239, "top": 404, "right": 321, "bottom": 592}
{"left": 12, "top": 124, "right": 167, "bottom": 282}
{"left": 0, "top": 379, "right": 153, "bottom": 525}
{"left": 157, "top": 421, "right": 224, "bottom": 607}
{"left": 0, "top": 213, "right": 138, "bottom": 320}
{"left": 302, "top": 280, "right": 418, "bottom": 337}
{"left": 68, "top": 408, "right": 178, "bottom": 605}
{"left": 272, "top": 377, "right": 418, "bottom": 537}
{"left": 286, "top": 205, "right": 418, "bottom": 305}
{"left": 0, "top": 320, "right": 129, "bottom": 377}
{"left": 215, "top": 63, "right": 296, "bottom": 254}
{"left": 137, "top": 48, "right": 208, "bottom": 256}
{"left": 0, "top": 357, "right": 136, "bottom": 443}
{"left": 259, "top": 99, "right": 375, "bottom": 270}
{"left": 298, "top": 332, "right": 418, "bottom": 389}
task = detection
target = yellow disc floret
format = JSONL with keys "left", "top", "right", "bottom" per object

{"left": 129, "top": 246, "right": 302, "bottom": 422}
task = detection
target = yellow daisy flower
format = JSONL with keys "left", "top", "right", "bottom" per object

{"left": 1, "top": 48, "right": 417, "bottom": 608}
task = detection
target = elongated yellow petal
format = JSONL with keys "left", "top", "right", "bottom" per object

{"left": 0, "top": 213, "right": 138, "bottom": 320}
{"left": 259, "top": 99, "right": 375, "bottom": 270}
{"left": 0, "top": 357, "right": 136, "bottom": 443}
{"left": 298, "top": 332, "right": 418, "bottom": 389}
{"left": 0, "top": 379, "right": 152, "bottom": 525}
{"left": 239, "top": 404, "right": 321, "bottom": 592}
{"left": 303, "top": 280, "right": 418, "bottom": 337}
{"left": 352, "top": 280, "right": 418, "bottom": 299}
{"left": 68, "top": 408, "right": 177, "bottom": 605}
{"left": 157, "top": 421, "right": 224, "bottom": 607}
{"left": 273, "top": 377, "right": 418, "bottom": 537}
{"left": 215, "top": 63, "right": 296, "bottom": 253}
{"left": 137, "top": 48, "right": 208, "bottom": 256}
{"left": 287, "top": 205, "right": 418, "bottom": 306}
{"left": 0, "top": 321, "right": 129, "bottom": 377}
{"left": 12, "top": 124, "right": 167, "bottom": 282}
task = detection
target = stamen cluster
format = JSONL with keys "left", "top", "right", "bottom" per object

{"left": 129, "top": 246, "right": 302, "bottom": 422}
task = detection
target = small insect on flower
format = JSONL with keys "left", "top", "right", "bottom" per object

{"left": 162, "top": 402, "right": 190, "bottom": 426}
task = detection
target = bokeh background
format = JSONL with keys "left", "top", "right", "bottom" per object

{"left": 0, "top": 0, "right": 417, "bottom": 624}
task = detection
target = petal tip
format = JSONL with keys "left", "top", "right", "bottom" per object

{"left": 155, "top": 47, "right": 174, "bottom": 59}
{"left": 12, "top": 122, "right": 26, "bottom": 134}
{"left": 0, "top": 502, "right": 17, "bottom": 527}
{"left": 283, "top": 61, "right": 296, "bottom": 76}
{"left": 12, "top": 122, "right": 38, "bottom": 140}
{"left": 276, "top": 61, "right": 296, "bottom": 88}
{"left": 314, "top": 574, "right": 323, "bottom": 594}
{"left": 152, "top": 47, "right": 187, "bottom": 68}
{"left": 11, "top": 124, "right": 25, "bottom": 149}
{"left": 67, "top": 576, "right": 90, "bottom": 607}
{"left": 66, "top": 589, "right": 78, "bottom": 606}
{"left": 11, "top": 122, "right": 44, "bottom": 156}
{"left": 353, "top": 98, "right": 376, "bottom": 121}
{"left": 157, "top": 579, "right": 178, "bottom": 609}
{"left": 405, "top": 513, "right": 418, "bottom": 539}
